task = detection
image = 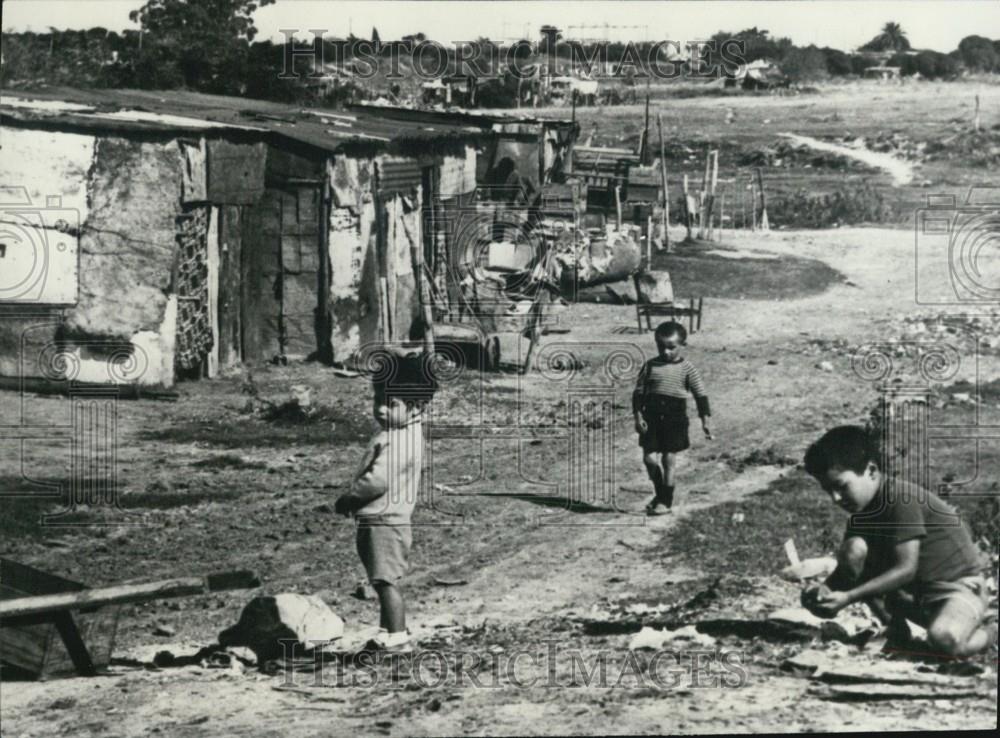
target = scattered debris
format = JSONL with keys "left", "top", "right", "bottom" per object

{"left": 629, "top": 624, "right": 717, "bottom": 650}
{"left": 781, "top": 556, "right": 837, "bottom": 582}
{"left": 816, "top": 683, "right": 984, "bottom": 701}
{"left": 153, "top": 623, "right": 176, "bottom": 637}
{"left": 786, "top": 648, "right": 988, "bottom": 701}
{"left": 432, "top": 577, "right": 469, "bottom": 587}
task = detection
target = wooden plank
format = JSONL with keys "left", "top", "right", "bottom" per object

{"left": 817, "top": 683, "right": 982, "bottom": 701}
{"left": 655, "top": 115, "right": 669, "bottom": 250}
{"left": 52, "top": 611, "right": 97, "bottom": 676}
{"left": 241, "top": 191, "right": 283, "bottom": 362}
{"left": 219, "top": 206, "right": 243, "bottom": 366}
{"left": 1, "top": 559, "right": 86, "bottom": 596}
{"left": 0, "top": 571, "right": 259, "bottom": 619}
{"left": 207, "top": 140, "right": 267, "bottom": 205}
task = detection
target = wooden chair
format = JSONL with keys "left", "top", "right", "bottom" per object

{"left": 634, "top": 281, "right": 703, "bottom": 335}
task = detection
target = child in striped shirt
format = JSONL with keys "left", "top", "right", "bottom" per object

{"left": 633, "top": 321, "right": 712, "bottom": 515}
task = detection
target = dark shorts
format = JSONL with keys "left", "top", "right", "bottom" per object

{"left": 639, "top": 397, "right": 690, "bottom": 454}
{"left": 356, "top": 517, "right": 412, "bottom": 586}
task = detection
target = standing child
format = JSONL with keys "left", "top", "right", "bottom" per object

{"left": 335, "top": 351, "right": 437, "bottom": 653}
{"left": 801, "top": 425, "right": 996, "bottom": 657}
{"left": 633, "top": 321, "right": 712, "bottom": 515}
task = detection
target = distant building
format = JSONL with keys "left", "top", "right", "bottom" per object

{"left": 863, "top": 65, "right": 902, "bottom": 81}
{"left": 724, "top": 59, "right": 788, "bottom": 90}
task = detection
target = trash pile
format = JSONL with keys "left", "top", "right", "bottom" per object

{"left": 844, "top": 131, "right": 927, "bottom": 162}
{"left": 738, "top": 140, "right": 876, "bottom": 171}
{"left": 545, "top": 223, "right": 644, "bottom": 292}
{"left": 924, "top": 125, "right": 1000, "bottom": 168}
{"left": 891, "top": 311, "right": 1000, "bottom": 357}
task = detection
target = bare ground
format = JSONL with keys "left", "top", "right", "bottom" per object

{"left": 1, "top": 226, "right": 997, "bottom": 736}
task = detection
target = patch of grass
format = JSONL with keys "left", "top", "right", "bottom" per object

{"left": 653, "top": 243, "right": 843, "bottom": 300}
{"left": 768, "top": 183, "right": 898, "bottom": 228}
{"left": 720, "top": 447, "right": 800, "bottom": 473}
{"left": 944, "top": 378, "right": 1000, "bottom": 404}
{"left": 654, "top": 471, "right": 846, "bottom": 576}
{"left": 125, "top": 487, "right": 245, "bottom": 510}
{"left": 0, "top": 493, "right": 65, "bottom": 538}
{"left": 141, "top": 413, "right": 373, "bottom": 448}
{"left": 190, "top": 455, "right": 266, "bottom": 470}
{"left": 0, "top": 480, "right": 250, "bottom": 540}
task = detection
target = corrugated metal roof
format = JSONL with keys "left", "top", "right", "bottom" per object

{"left": 347, "top": 102, "right": 578, "bottom": 130}
{"left": 0, "top": 87, "right": 489, "bottom": 155}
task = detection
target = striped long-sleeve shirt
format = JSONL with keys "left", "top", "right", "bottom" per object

{"left": 632, "top": 356, "right": 711, "bottom": 418}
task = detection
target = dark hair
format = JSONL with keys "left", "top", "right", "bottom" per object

{"left": 373, "top": 352, "right": 438, "bottom": 405}
{"left": 654, "top": 321, "right": 687, "bottom": 344}
{"left": 804, "top": 425, "right": 880, "bottom": 478}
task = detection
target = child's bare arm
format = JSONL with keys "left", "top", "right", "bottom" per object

{"left": 816, "top": 539, "right": 920, "bottom": 612}
{"left": 335, "top": 444, "right": 388, "bottom": 515}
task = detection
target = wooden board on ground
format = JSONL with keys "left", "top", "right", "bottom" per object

{"left": 0, "top": 559, "right": 120, "bottom": 680}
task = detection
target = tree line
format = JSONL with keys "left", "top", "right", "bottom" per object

{"left": 2, "top": 2, "right": 999, "bottom": 103}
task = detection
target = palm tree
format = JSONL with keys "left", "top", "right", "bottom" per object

{"left": 866, "top": 22, "right": 910, "bottom": 52}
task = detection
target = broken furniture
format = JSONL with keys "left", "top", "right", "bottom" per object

{"left": 0, "top": 558, "right": 259, "bottom": 679}
{"left": 634, "top": 285, "right": 704, "bottom": 336}
{"left": 432, "top": 322, "right": 501, "bottom": 372}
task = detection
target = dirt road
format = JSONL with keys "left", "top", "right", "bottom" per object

{"left": 1, "top": 227, "right": 996, "bottom": 736}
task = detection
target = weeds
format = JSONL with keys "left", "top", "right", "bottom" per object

{"left": 769, "top": 182, "right": 897, "bottom": 228}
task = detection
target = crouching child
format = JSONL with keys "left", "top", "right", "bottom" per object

{"left": 335, "top": 351, "right": 437, "bottom": 653}
{"left": 802, "top": 425, "right": 996, "bottom": 658}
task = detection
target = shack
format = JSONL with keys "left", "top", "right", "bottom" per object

{"left": 0, "top": 88, "right": 486, "bottom": 388}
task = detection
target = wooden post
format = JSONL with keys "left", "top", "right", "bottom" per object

{"left": 646, "top": 214, "right": 653, "bottom": 266}
{"left": 756, "top": 166, "right": 769, "bottom": 231}
{"left": 657, "top": 114, "right": 669, "bottom": 252}
{"left": 750, "top": 178, "right": 757, "bottom": 232}
{"left": 974, "top": 93, "right": 981, "bottom": 133}
{"left": 682, "top": 173, "right": 692, "bottom": 241}
{"left": 709, "top": 150, "right": 719, "bottom": 241}
{"left": 614, "top": 184, "right": 622, "bottom": 231}
{"left": 699, "top": 148, "right": 711, "bottom": 239}
{"left": 718, "top": 189, "right": 725, "bottom": 241}
{"left": 641, "top": 88, "right": 651, "bottom": 164}
{"left": 405, "top": 186, "right": 435, "bottom": 357}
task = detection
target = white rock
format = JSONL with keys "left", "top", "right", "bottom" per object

{"left": 634, "top": 270, "right": 674, "bottom": 305}
{"left": 219, "top": 593, "right": 344, "bottom": 660}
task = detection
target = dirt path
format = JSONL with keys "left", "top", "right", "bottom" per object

{"left": 779, "top": 133, "right": 915, "bottom": 186}
{"left": 1, "top": 228, "right": 996, "bottom": 736}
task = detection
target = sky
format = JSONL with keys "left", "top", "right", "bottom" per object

{"left": 4, "top": 1, "right": 1000, "bottom": 52}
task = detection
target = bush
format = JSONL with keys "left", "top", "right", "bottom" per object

{"left": 780, "top": 45, "right": 829, "bottom": 83}
{"left": 887, "top": 51, "right": 918, "bottom": 76}
{"left": 915, "top": 50, "right": 960, "bottom": 79}
{"left": 957, "top": 34, "right": 999, "bottom": 73}
{"left": 821, "top": 47, "right": 853, "bottom": 76}
{"left": 849, "top": 54, "right": 870, "bottom": 76}
{"left": 769, "top": 182, "right": 896, "bottom": 228}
